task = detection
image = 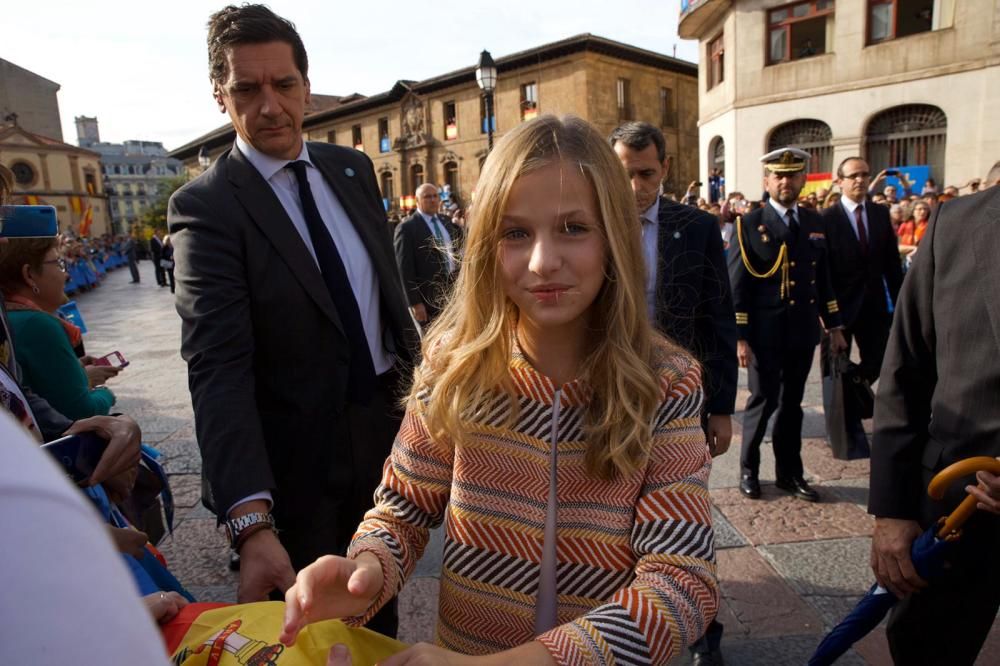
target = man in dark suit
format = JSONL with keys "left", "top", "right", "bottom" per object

{"left": 821, "top": 157, "right": 903, "bottom": 447}
{"left": 149, "top": 231, "right": 166, "bottom": 287}
{"left": 869, "top": 187, "right": 1000, "bottom": 665}
{"left": 394, "top": 183, "right": 460, "bottom": 325}
{"left": 730, "top": 148, "right": 846, "bottom": 503}
{"left": 611, "top": 121, "right": 737, "bottom": 666}
{"left": 168, "top": 5, "right": 417, "bottom": 636}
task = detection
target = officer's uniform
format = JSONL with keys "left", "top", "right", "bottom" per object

{"left": 729, "top": 148, "right": 842, "bottom": 496}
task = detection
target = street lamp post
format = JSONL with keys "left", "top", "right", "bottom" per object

{"left": 476, "top": 50, "right": 497, "bottom": 152}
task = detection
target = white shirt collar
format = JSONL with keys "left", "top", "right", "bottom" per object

{"left": 641, "top": 196, "right": 660, "bottom": 225}
{"left": 767, "top": 197, "right": 798, "bottom": 221}
{"left": 235, "top": 135, "right": 312, "bottom": 181}
{"left": 840, "top": 194, "right": 864, "bottom": 214}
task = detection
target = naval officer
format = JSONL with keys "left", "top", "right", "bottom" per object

{"left": 728, "top": 147, "right": 846, "bottom": 501}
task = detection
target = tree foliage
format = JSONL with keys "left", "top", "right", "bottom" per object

{"left": 140, "top": 175, "right": 188, "bottom": 233}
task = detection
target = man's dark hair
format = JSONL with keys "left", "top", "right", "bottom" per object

{"left": 608, "top": 121, "right": 667, "bottom": 163}
{"left": 207, "top": 4, "right": 308, "bottom": 85}
{"left": 836, "top": 156, "right": 866, "bottom": 179}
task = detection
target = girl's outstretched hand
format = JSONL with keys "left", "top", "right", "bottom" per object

{"left": 280, "top": 552, "right": 384, "bottom": 646}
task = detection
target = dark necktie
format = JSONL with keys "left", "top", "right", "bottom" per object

{"left": 786, "top": 208, "right": 800, "bottom": 244}
{"left": 288, "top": 160, "right": 376, "bottom": 403}
{"left": 855, "top": 205, "right": 869, "bottom": 255}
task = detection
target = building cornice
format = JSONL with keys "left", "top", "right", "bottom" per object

{"left": 169, "top": 33, "right": 697, "bottom": 161}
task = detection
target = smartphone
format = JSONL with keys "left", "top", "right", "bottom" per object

{"left": 95, "top": 351, "right": 129, "bottom": 369}
{"left": 0, "top": 205, "right": 59, "bottom": 238}
{"left": 41, "top": 432, "right": 110, "bottom": 483}
{"left": 884, "top": 169, "right": 898, "bottom": 177}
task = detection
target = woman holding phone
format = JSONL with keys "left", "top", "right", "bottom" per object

{"left": 280, "top": 115, "right": 718, "bottom": 665}
{"left": 0, "top": 238, "right": 116, "bottom": 419}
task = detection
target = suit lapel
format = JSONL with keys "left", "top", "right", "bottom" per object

{"left": 226, "top": 147, "right": 344, "bottom": 333}
{"left": 971, "top": 191, "right": 1000, "bottom": 352}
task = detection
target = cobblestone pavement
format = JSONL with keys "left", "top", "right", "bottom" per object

{"left": 74, "top": 264, "right": 998, "bottom": 664}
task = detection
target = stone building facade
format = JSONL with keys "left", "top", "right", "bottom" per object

{"left": 0, "top": 58, "right": 63, "bottom": 142}
{"left": 0, "top": 122, "right": 111, "bottom": 236}
{"left": 679, "top": 0, "right": 1000, "bottom": 196}
{"left": 172, "top": 34, "right": 700, "bottom": 211}
{"left": 77, "top": 117, "right": 186, "bottom": 233}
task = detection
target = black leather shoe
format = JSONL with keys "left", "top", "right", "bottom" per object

{"left": 775, "top": 477, "right": 820, "bottom": 502}
{"left": 739, "top": 474, "right": 761, "bottom": 499}
{"left": 692, "top": 649, "right": 725, "bottom": 666}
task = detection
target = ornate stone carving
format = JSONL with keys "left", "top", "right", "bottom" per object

{"left": 396, "top": 94, "right": 433, "bottom": 151}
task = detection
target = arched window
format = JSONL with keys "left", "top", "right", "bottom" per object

{"left": 767, "top": 119, "right": 833, "bottom": 174}
{"left": 410, "top": 164, "right": 424, "bottom": 191}
{"left": 864, "top": 105, "right": 947, "bottom": 182}
{"left": 444, "top": 161, "right": 459, "bottom": 197}
{"left": 380, "top": 170, "right": 394, "bottom": 207}
{"left": 709, "top": 136, "right": 725, "bottom": 181}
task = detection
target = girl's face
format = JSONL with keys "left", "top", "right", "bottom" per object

{"left": 914, "top": 204, "right": 930, "bottom": 221}
{"left": 498, "top": 161, "right": 607, "bottom": 336}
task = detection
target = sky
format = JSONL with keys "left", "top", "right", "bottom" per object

{"left": 2, "top": 1, "right": 698, "bottom": 151}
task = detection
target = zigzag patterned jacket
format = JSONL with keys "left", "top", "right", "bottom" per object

{"left": 348, "top": 342, "right": 719, "bottom": 664}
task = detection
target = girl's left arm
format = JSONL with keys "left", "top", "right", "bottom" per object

{"left": 537, "top": 362, "right": 719, "bottom": 665}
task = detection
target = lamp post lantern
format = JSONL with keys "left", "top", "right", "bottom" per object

{"left": 197, "top": 145, "right": 212, "bottom": 170}
{"left": 476, "top": 50, "right": 497, "bottom": 152}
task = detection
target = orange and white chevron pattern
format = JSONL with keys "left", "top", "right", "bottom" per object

{"left": 349, "top": 340, "right": 718, "bottom": 664}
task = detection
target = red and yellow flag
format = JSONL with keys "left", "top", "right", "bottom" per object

{"left": 79, "top": 205, "right": 94, "bottom": 237}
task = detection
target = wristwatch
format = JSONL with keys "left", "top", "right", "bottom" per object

{"left": 224, "top": 511, "right": 276, "bottom": 549}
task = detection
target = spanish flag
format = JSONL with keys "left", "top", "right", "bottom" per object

{"left": 163, "top": 602, "right": 405, "bottom": 665}
{"left": 79, "top": 205, "right": 94, "bottom": 237}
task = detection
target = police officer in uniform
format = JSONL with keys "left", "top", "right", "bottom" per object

{"left": 729, "top": 147, "right": 847, "bottom": 502}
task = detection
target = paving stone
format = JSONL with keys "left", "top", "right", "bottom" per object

{"left": 397, "top": 577, "right": 440, "bottom": 645}
{"left": 158, "top": 437, "right": 202, "bottom": 469}
{"left": 186, "top": 585, "right": 239, "bottom": 604}
{"left": 692, "top": 634, "right": 865, "bottom": 666}
{"left": 801, "top": 438, "right": 871, "bottom": 482}
{"left": 412, "top": 526, "right": 444, "bottom": 578}
{"left": 712, "top": 487, "right": 874, "bottom": 546}
{"left": 825, "top": 476, "right": 871, "bottom": 510}
{"left": 712, "top": 506, "right": 747, "bottom": 550}
{"left": 758, "top": 537, "right": 874, "bottom": 628}
{"left": 714, "top": 547, "right": 824, "bottom": 640}
{"left": 168, "top": 473, "right": 202, "bottom": 509}
{"left": 156, "top": 517, "right": 237, "bottom": 590}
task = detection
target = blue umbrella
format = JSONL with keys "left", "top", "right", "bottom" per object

{"left": 809, "top": 456, "right": 1000, "bottom": 666}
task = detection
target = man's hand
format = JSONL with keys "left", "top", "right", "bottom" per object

{"left": 706, "top": 414, "right": 732, "bottom": 457}
{"left": 410, "top": 303, "right": 428, "bottom": 324}
{"left": 871, "top": 517, "right": 926, "bottom": 598}
{"left": 737, "top": 340, "right": 753, "bottom": 368}
{"left": 65, "top": 415, "right": 141, "bottom": 487}
{"left": 280, "top": 552, "right": 384, "bottom": 646}
{"left": 236, "top": 527, "right": 296, "bottom": 604}
{"left": 828, "top": 329, "right": 848, "bottom": 354}
{"left": 967, "top": 468, "right": 1000, "bottom": 515}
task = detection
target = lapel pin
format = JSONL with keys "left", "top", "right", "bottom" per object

{"left": 673, "top": 231, "right": 681, "bottom": 239}
{"left": 344, "top": 167, "right": 355, "bottom": 177}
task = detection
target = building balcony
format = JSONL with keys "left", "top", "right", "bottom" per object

{"left": 678, "top": 0, "right": 732, "bottom": 40}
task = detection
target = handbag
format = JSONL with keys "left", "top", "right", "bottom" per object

{"left": 160, "top": 259, "right": 175, "bottom": 270}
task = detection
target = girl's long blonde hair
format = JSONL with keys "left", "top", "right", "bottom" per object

{"left": 409, "top": 115, "right": 691, "bottom": 480}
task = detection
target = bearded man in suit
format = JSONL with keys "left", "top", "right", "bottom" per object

{"left": 168, "top": 5, "right": 417, "bottom": 636}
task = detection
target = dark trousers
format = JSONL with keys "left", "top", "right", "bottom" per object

{"left": 740, "top": 344, "right": 815, "bottom": 479}
{"left": 166, "top": 268, "right": 175, "bottom": 294}
{"left": 128, "top": 257, "right": 140, "bottom": 282}
{"left": 153, "top": 261, "right": 166, "bottom": 286}
{"left": 886, "top": 515, "right": 999, "bottom": 665}
{"left": 271, "top": 368, "right": 404, "bottom": 638}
